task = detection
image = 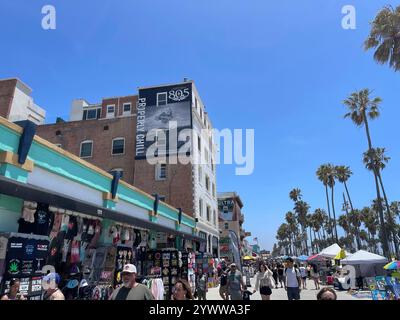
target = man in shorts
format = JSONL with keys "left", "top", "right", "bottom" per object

{"left": 218, "top": 260, "right": 229, "bottom": 300}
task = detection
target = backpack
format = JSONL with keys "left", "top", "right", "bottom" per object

{"left": 220, "top": 274, "right": 227, "bottom": 286}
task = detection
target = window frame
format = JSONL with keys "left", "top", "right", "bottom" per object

{"left": 111, "top": 137, "right": 125, "bottom": 156}
{"left": 122, "top": 103, "right": 131, "bottom": 115}
{"left": 155, "top": 163, "right": 167, "bottom": 181}
{"left": 157, "top": 92, "right": 167, "bottom": 106}
{"left": 106, "top": 105, "right": 115, "bottom": 118}
{"left": 80, "top": 140, "right": 93, "bottom": 158}
{"left": 206, "top": 205, "right": 211, "bottom": 222}
{"left": 199, "top": 199, "right": 203, "bottom": 217}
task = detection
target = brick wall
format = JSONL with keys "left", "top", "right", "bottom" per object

{"left": 133, "top": 160, "right": 195, "bottom": 217}
{"left": 0, "top": 79, "right": 17, "bottom": 119}
{"left": 36, "top": 116, "right": 137, "bottom": 184}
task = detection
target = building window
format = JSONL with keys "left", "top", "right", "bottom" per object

{"left": 157, "top": 92, "right": 167, "bottom": 106}
{"left": 112, "top": 138, "right": 125, "bottom": 155}
{"left": 156, "top": 163, "right": 167, "bottom": 180}
{"left": 198, "top": 166, "right": 202, "bottom": 184}
{"left": 205, "top": 175, "right": 210, "bottom": 192}
{"left": 199, "top": 199, "right": 203, "bottom": 217}
{"left": 83, "top": 108, "right": 101, "bottom": 120}
{"left": 200, "top": 108, "right": 203, "bottom": 120}
{"left": 214, "top": 210, "right": 217, "bottom": 225}
{"left": 197, "top": 136, "right": 201, "bottom": 151}
{"left": 195, "top": 97, "right": 198, "bottom": 111}
{"left": 80, "top": 140, "right": 93, "bottom": 158}
{"left": 206, "top": 205, "right": 211, "bottom": 222}
{"left": 224, "top": 223, "right": 229, "bottom": 230}
{"left": 123, "top": 103, "right": 131, "bottom": 115}
{"left": 106, "top": 105, "right": 115, "bottom": 118}
{"left": 156, "top": 130, "right": 167, "bottom": 148}
{"left": 204, "top": 149, "right": 209, "bottom": 164}
{"left": 213, "top": 183, "right": 216, "bottom": 198}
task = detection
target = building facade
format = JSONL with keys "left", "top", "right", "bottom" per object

{"left": 0, "top": 78, "right": 45, "bottom": 125}
{"left": 218, "top": 192, "right": 251, "bottom": 268}
{"left": 30, "top": 79, "right": 220, "bottom": 257}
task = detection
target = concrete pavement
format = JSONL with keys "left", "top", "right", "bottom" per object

{"left": 204, "top": 277, "right": 370, "bottom": 300}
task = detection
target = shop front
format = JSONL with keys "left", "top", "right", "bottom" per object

{"left": 0, "top": 117, "right": 205, "bottom": 300}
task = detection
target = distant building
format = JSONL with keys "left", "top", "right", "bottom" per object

{"left": 218, "top": 192, "right": 250, "bottom": 268}
{"left": 0, "top": 78, "right": 45, "bottom": 124}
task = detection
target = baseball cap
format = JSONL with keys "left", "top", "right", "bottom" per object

{"left": 121, "top": 264, "right": 137, "bottom": 274}
{"left": 79, "top": 279, "right": 89, "bottom": 288}
{"left": 66, "top": 279, "right": 79, "bottom": 289}
{"left": 43, "top": 272, "right": 61, "bottom": 285}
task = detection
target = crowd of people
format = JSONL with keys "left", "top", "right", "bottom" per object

{"left": 1, "top": 258, "right": 337, "bottom": 301}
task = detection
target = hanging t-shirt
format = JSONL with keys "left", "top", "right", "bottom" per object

{"left": 33, "top": 240, "right": 49, "bottom": 275}
{"left": 33, "top": 203, "right": 54, "bottom": 236}
{"left": 65, "top": 216, "right": 78, "bottom": 240}
{"left": 49, "top": 212, "right": 63, "bottom": 240}
{"left": 20, "top": 238, "right": 36, "bottom": 277}
{"left": 18, "top": 218, "right": 35, "bottom": 234}
{"left": 47, "top": 232, "right": 64, "bottom": 267}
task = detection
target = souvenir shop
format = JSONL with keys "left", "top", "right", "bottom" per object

{"left": 0, "top": 117, "right": 203, "bottom": 300}
{"left": 0, "top": 197, "right": 207, "bottom": 300}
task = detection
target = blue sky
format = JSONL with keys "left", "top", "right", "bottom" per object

{"left": 1, "top": 1, "right": 400, "bottom": 251}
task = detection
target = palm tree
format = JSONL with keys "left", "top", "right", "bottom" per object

{"left": 285, "top": 211, "right": 298, "bottom": 255}
{"left": 316, "top": 165, "right": 333, "bottom": 240}
{"left": 306, "top": 213, "right": 314, "bottom": 253}
{"left": 343, "top": 89, "right": 391, "bottom": 258}
{"left": 363, "top": 148, "right": 399, "bottom": 258}
{"left": 364, "top": 5, "right": 400, "bottom": 71}
{"left": 289, "top": 188, "right": 302, "bottom": 203}
{"left": 326, "top": 164, "right": 339, "bottom": 243}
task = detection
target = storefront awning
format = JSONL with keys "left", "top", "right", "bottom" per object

{"left": 0, "top": 175, "right": 205, "bottom": 243}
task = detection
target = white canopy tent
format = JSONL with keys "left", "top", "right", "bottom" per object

{"left": 319, "top": 243, "right": 342, "bottom": 258}
{"left": 341, "top": 250, "right": 388, "bottom": 265}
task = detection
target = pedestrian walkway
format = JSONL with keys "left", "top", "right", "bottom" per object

{"left": 205, "top": 277, "right": 368, "bottom": 300}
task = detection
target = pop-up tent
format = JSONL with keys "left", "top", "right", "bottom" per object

{"left": 341, "top": 250, "right": 388, "bottom": 265}
{"left": 319, "top": 243, "right": 342, "bottom": 258}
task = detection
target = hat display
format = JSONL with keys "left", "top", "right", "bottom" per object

{"left": 121, "top": 264, "right": 137, "bottom": 274}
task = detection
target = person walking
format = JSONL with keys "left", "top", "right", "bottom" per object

{"left": 110, "top": 264, "right": 154, "bottom": 300}
{"left": 310, "top": 264, "right": 320, "bottom": 290}
{"left": 272, "top": 264, "right": 279, "bottom": 289}
{"left": 218, "top": 261, "right": 229, "bottom": 300}
{"left": 299, "top": 264, "right": 307, "bottom": 290}
{"left": 1, "top": 279, "right": 26, "bottom": 300}
{"left": 226, "top": 263, "right": 246, "bottom": 300}
{"left": 284, "top": 258, "right": 301, "bottom": 300}
{"left": 277, "top": 263, "right": 284, "bottom": 288}
{"left": 196, "top": 271, "right": 208, "bottom": 300}
{"left": 173, "top": 279, "right": 194, "bottom": 300}
{"left": 253, "top": 262, "right": 274, "bottom": 300}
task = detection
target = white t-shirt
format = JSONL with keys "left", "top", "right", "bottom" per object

{"left": 284, "top": 267, "right": 301, "bottom": 288}
{"left": 299, "top": 267, "right": 307, "bottom": 278}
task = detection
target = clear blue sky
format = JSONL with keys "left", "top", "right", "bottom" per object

{"left": 1, "top": 1, "right": 400, "bottom": 251}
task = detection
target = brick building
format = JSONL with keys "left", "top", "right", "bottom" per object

{"left": 218, "top": 192, "right": 251, "bottom": 268}
{"left": 27, "top": 79, "right": 220, "bottom": 257}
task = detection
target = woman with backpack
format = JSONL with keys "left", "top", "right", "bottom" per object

{"left": 253, "top": 262, "right": 274, "bottom": 300}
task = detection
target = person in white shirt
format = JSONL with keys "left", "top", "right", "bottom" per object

{"left": 299, "top": 264, "right": 308, "bottom": 289}
{"left": 283, "top": 258, "right": 301, "bottom": 300}
{"left": 253, "top": 262, "right": 274, "bottom": 300}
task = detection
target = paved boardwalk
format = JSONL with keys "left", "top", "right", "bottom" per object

{"left": 204, "top": 277, "right": 369, "bottom": 300}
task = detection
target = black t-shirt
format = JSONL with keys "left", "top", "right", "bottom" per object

{"left": 18, "top": 218, "right": 34, "bottom": 234}
{"left": 47, "top": 232, "right": 64, "bottom": 267}
{"left": 5, "top": 237, "right": 25, "bottom": 278}
{"left": 33, "top": 204, "right": 54, "bottom": 236}
{"left": 65, "top": 216, "right": 78, "bottom": 240}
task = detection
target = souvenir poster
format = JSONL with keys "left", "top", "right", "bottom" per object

{"left": 366, "top": 277, "right": 377, "bottom": 291}
{"left": 375, "top": 276, "right": 387, "bottom": 291}
{"left": 114, "top": 245, "right": 134, "bottom": 286}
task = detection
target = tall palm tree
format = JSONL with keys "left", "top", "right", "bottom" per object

{"left": 326, "top": 164, "right": 339, "bottom": 243}
{"left": 306, "top": 213, "right": 314, "bottom": 253}
{"left": 294, "top": 200, "right": 310, "bottom": 255}
{"left": 285, "top": 211, "right": 298, "bottom": 255}
{"left": 364, "top": 5, "right": 400, "bottom": 71}
{"left": 363, "top": 148, "right": 399, "bottom": 258}
{"left": 343, "top": 89, "right": 391, "bottom": 258}
{"left": 316, "top": 165, "right": 333, "bottom": 240}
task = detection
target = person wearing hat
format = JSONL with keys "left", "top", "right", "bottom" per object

{"left": 42, "top": 273, "right": 65, "bottom": 300}
{"left": 110, "top": 264, "right": 154, "bottom": 300}
{"left": 226, "top": 263, "right": 246, "bottom": 300}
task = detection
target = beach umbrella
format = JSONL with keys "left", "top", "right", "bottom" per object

{"left": 243, "top": 255, "right": 255, "bottom": 260}
{"left": 298, "top": 255, "right": 309, "bottom": 261}
{"left": 383, "top": 261, "right": 400, "bottom": 270}
{"left": 307, "top": 254, "right": 324, "bottom": 262}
